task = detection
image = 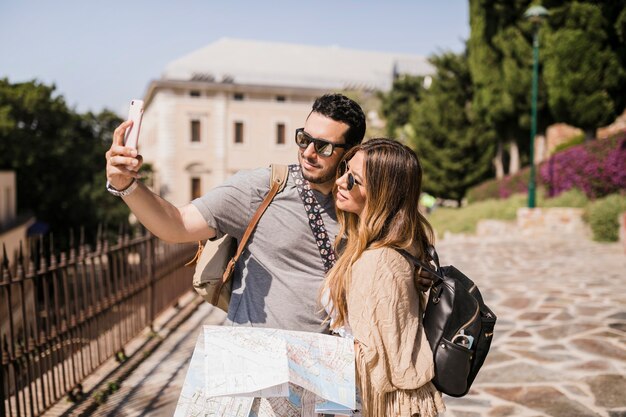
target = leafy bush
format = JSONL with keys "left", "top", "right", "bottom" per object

{"left": 466, "top": 167, "right": 542, "bottom": 203}
{"left": 498, "top": 167, "right": 533, "bottom": 199}
{"left": 466, "top": 178, "right": 500, "bottom": 203}
{"left": 538, "top": 188, "right": 589, "bottom": 208}
{"left": 583, "top": 193, "right": 626, "bottom": 242}
{"left": 540, "top": 134, "right": 626, "bottom": 199}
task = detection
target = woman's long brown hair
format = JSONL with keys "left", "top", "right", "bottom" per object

{"left": 322, "top": 138, "right": 434, "bottom": 330}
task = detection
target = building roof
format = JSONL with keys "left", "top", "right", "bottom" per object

{"left": 162, "top": 38, "right": 434, "bottom": 92}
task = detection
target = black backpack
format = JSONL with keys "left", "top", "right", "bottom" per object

{"left": 401, "top": 248, "right": 497, "bottom": 397}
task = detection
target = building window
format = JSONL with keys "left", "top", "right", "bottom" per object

{"left": 276, "top": 95, "right": 286, "bottom": 102}
{"left": 190, "top": 90, "right": 201, "bottom": 97}
{"left": 191, "top": 120, "right": 201, "bottom": 142}
{"left": 234, "top": 121, "right": 244, "bottom": 143}
{"left": 276, "top": 123, "right": 285, "bottom": 145}
{"left": 191, "top": 177, "right": 202, "bottom": 200}
{"left": 233, "top": 93, "right": 244, "bottom": 101}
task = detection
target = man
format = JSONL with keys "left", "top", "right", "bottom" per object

{"left": 106, "top": 93, "right": 366, "bottom": 332}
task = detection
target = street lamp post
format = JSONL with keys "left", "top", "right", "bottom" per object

{"left": 524, "top": 5, "right": 549, "bottom": 208}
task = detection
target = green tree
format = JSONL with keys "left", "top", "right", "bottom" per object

{"left": 543, "top": 2, "right": 626, "bottom": 139}
{"left": 408, "top": 52, "right": 494, "bottom": 205}
{"left": 379, "top": 75, "right": 425, "bottom": 138}
{"left": 0, "top": 78, "right": 128, "bottom": 244}
{"left": 468, "top": 0, "right": 553, "bottom": 178}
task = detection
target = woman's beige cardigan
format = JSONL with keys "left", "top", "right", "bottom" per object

{"left": 347, "top": 247, "right": 445, "bottom": 417}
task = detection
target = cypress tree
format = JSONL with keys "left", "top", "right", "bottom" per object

{"left": 408, "top": 52, "right": 494, "bottom": 205}
{"left": 379, "top": 75, "right": 425, "bottom": 138}
{"left": 468, "top": 0, "right": 553, "bottom": 177}
{"left": 543, "top": 2, "right": 626, "bottom": 139}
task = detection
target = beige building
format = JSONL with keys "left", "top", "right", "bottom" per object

{"left": 140, "top": 38, "right": 433, "bottom": 205}
{"left": 0, "top": 171, "right": 35, "bottom": 263}
{"left": 0, "top": 171, "right": 36, "bottom": 348}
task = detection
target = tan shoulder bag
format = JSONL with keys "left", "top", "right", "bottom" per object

{"left": 186, "top": 164, "right": 289, "bottom": 311}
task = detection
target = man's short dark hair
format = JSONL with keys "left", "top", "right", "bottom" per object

{"left": 310, "top": 93, "right": 366, "bottom": 148}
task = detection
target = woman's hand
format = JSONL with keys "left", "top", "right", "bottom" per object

{"left": 415, "top": 267, "right": 435, "bottom": 292}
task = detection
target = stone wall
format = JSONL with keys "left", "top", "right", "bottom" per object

{"left": 516, "top": 207, "right": 589, "bottom": 237}
{"left": 471, "top": 208, "right": 626, "bottom": 250}
{"left": 544, "top": 124, "right": 583, "bottom": 158}
{"left": 597, "top": 109, "right": 626, "bottom": 139}
{"left": 476, "top": 207, "right": 590, "bottom": 239}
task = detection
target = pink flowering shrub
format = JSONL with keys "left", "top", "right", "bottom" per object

{"left": 466, "top": 167, "right": 541, "bottom": 203}
{"left": 467, "top": 134, "right": 625, "bottom": 203}
{"left": 540, "top": 134, "right": 626, "bottom": 199}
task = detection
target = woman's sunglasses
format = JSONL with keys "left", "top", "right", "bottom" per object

{"left": 295, "top": 128, "right": 347, "bottom": 157}
{"left": 338, "top": 160, "right": 362, "bottom": 191}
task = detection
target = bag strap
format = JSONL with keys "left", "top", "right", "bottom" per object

{"left": 270, "top": 163, "right": 288, "bottom": 194}
{"left": 186, "top": 164, "right": 288, "bottom": 269}
{"left": 234, "top": 163, "right": 288, "bottom": 260}
{"left": 398, "top": 248, "right": 444, "bottom": 286}
{"left": 218, "top": 164, "right": 289, "bottom": 285}
{"left": 428, "top": 245, "right": 441, "bottom": 270}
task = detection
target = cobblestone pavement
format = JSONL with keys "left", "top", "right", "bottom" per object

{"left": 53, "top": 233, "right": 626, "bottom": 417}
{"left": 437, "top": 235, "right": 626, "bottom": 417}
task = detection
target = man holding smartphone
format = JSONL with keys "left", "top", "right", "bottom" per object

{"left": 106, "top": 93, "right": 432, "bottom": 332}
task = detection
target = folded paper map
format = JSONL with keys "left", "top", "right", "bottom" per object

{"left": 174, "top": 325, "right": 356, "bottom": 417}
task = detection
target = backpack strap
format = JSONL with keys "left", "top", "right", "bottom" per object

{"left": 215, "top": 164, "right": 289, "bottom": 301}
{"left": 270, "top": 163, "right": 288, "bottom": 194}
{"left": 427, "top": 245, "right": 441, "bottom": 270}
{"left": 398, "top": 249, "right": 444, "bottom": 287}
{"left": 233, "top": 163, "right": 287, "bottom": 259}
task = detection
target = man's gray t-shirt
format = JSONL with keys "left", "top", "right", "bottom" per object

{"left": 191, "top": 166, "right": 338, "bottom": 333}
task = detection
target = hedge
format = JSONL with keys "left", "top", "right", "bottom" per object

{"left": 583, "top": 193, "right": 626, "bottom": 242}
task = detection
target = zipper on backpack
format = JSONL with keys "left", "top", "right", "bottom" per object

{"left": 459, "top": 303, "right": 480, "bottom": 332}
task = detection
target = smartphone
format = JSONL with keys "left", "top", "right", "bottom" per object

{"left": 124, "top": 99, "right": 144, "bottom": 149}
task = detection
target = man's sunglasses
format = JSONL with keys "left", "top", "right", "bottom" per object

{"left": 295, "top": 128, "right": 347, "bottom": 157}
{"left": 338, "top": 159, "right": 362, "bottom": 191}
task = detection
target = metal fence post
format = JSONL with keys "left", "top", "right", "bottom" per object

{"left": 147, "top": 234, "right": 156, "bottom": 331}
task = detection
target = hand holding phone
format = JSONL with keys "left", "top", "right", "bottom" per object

{"left": 124, "top": 99, "right": 144, "bottom": 149}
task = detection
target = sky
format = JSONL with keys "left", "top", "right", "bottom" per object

{"left": 0, "top": 1, "right": 469, "bottom": 116}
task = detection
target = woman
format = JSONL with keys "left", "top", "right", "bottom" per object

{"left": 322, "top": 138, "right": 445, "bottom": 417}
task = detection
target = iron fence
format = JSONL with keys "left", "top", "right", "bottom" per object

{"left": 0, "top": 230, "right": 196, "bottom": 417}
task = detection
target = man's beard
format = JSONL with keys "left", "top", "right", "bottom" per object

{"left": 302, "top": 169, "right": 335, "bottom": 185}
{"left": 298, "top": 153, "right": 336, "bottom": 185}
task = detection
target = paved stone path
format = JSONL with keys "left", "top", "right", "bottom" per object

{"left": 46, "top": 233, "right": 626, "bottom": 416}
{"left": 92, "top": 303, "right": 226, "bottom": 417}
{"left": 437, "top": 235, "right": 626, "bottom": 417}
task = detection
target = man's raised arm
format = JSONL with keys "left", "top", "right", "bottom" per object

{"left": 105, "top": 120, "right": 216, "bottom": 243}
